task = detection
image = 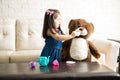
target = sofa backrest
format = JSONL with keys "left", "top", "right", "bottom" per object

{"left": 0, "top": 19, "right": 15, "bottom": 50}
{"left": 0, "top": 18, "right": 45, "bottom": 51}
{"left": 16, "top": 19, "right": 44, "bottom": 50}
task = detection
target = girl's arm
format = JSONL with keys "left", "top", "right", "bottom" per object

{"left": 47, "top": 29, "right": 76, "bottom": 41}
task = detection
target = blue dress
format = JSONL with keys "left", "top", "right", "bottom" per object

{"left": 40, "top": 29, "right": 62, "bottom": 63}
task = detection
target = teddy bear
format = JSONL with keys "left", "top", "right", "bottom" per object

{"left": 61, "top": 18, "right": 101, "bottom": 62}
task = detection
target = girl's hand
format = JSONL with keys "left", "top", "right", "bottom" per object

{"left": 71, "top": 31, "right": 76, "bottom": 37}
{"left": 75, "top": 31, "right": 81, "bottom": 36}
{"left": 75, "top": 28, "right": 81, "bottom": 36}
{"left": 71, "top": 28, "right": 81, "bottom": 37}
{"left": 71, "top": 31, "right": 80, "bottom": 37}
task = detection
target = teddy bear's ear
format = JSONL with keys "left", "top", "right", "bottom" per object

{"left": 68, "top": 19, "right": 74, "bottom": 29}
{"left": 68, "top": 19, "right": 75, "bottom": 34}
{"left": 89, "top": 22, "right": 94, "bottom": 33}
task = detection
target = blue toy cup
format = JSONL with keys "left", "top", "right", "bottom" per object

{"left": 36, "top": 56, "right": 50, "bottom": 66}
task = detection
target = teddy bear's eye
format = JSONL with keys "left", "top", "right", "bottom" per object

{"left": 79, "top": 28, "right": 82, "bottom": 31}
{"left": 79, "top": 27, "right": 84, "bottom": 31}
{"left": 77, "top": 25, "right": 81, "bottom": 27}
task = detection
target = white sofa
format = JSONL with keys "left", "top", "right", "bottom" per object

{"left": 0, "top": 18, "right": 45, "bottom": 63}
{"left": 0, "top": 18, "right": 119, "bottom": 71}
{"left": 92, "top": 38, "right": 120, "bottom": 71}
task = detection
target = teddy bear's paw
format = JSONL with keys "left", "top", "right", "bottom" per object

{"left": 96, "top": 54, "right": 101, "bottom": 59}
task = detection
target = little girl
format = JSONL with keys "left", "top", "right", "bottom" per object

{"left": 41, "top": 9, "right": 80, "bottom": 63}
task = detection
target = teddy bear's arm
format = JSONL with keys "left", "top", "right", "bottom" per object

{"left": 61, "top": 39, "right": 72, "bottom": 61}
{"left": 88, "top": 41, "right": 101, "bottom": 59}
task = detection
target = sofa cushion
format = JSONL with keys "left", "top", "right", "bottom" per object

{"left": 10, "top": 50, "right": 41, "bottom": 63}
{"left": 16, "top": 19, "right": 44, "bottom": 50}
{"left": 0, "top": 51, "right": 13, "bottom": 63}
{"left": 0, "top": 19, "right": 15, "bottom": 50}
{"left": 92, "top": 39, "right": 113, "bottom": 54}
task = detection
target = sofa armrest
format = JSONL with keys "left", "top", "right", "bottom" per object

{"left": 92, "top": 38, "right": 120, "bottom": 71}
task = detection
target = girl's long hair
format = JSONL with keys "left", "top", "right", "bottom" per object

{"left": 42, "top": 9, "right": 64, "bottom": 39}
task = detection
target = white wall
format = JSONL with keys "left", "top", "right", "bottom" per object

{"left": 0, "top": 0, "right": 120, "bottom": 40}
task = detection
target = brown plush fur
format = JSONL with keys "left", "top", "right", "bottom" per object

{"left": 61, "top": 19, "right": 100, "bottom": 62}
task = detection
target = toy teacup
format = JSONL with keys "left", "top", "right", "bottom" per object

{"left": 36, "top": 56, "right": 50, "bottom": 66}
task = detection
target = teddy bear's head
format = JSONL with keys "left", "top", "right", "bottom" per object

{"left": 68, "top": 19, "right": 94, "bottom": 39}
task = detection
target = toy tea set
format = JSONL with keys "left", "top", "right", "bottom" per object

{"left": 29, "top": 56, "right": 59, "bottom": 68}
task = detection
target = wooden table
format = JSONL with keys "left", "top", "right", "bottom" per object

{"left": 0, "top": 62, "right": 119, "bottom": 80}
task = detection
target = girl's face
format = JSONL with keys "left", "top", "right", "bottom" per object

{"left": 54, "top": 14, "right": 61, "bottom": 29}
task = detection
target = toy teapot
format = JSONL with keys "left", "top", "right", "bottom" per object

{"left": 36, "top": 56, "right": 50, "bottom": 66}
